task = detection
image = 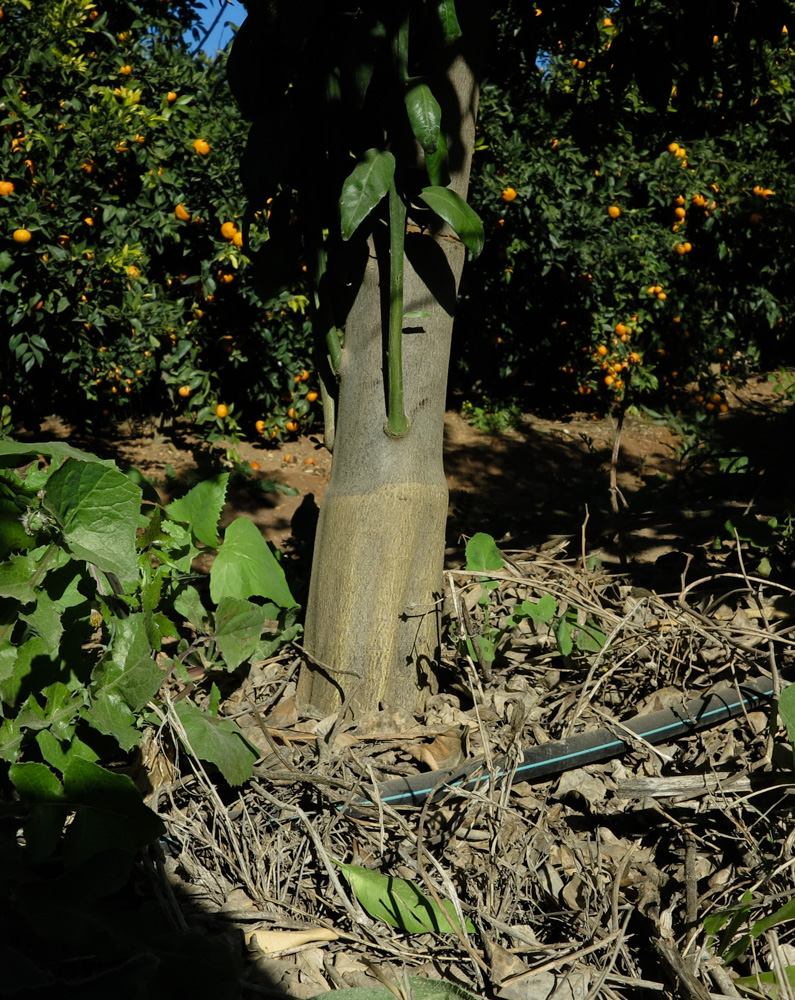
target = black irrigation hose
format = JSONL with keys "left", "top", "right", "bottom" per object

{"left": 358, "top": 675, "right": 777, "bottom": 811}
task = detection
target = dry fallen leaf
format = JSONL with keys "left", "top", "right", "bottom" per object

{"left": 245, "top": 927, "right": 339, "bottom": 955}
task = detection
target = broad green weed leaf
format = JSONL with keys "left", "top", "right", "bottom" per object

{"left": 575, "top": 619, "right": 606, "bottom": 653}
{"left": 334, "top": 860, "right": 475, "bottom": 934}
{"left": 779, "top": 684, "right": 795, "bottom": 760}
{"left": 417, "top": 186, "right": 484, "bottom": 257}
{"left": 90, "top": 614, "right": 165, "bottom": 713}
{"left": 0, "top": 636, "right": 49, "bottom": 708}
{"left": 405, "top": 81, "right": 442, "bottom": 153}
{"left": 464, "top": 532, "right": 504, "bottom": 573}
{"left": 0, "top": 440, "right": 117, "bottom": 468}
{"left": 0, "top": 550, "right": 37, "bottom": 602}
{"left": 166, "top": 474, "right": 228, "bottom": 548}
{"left": 37, "top": 729, "right": 99, "bottom": 773}
{"left": 210, "top": 517, "right": 297, "bottom": 608}
{"left": 339, "top": 148, "right": 395, "bottom": 241}
{"left": 19, "top": 591, "right": 62, "bottom": 654}
{"left": 515, "top": 595, "right": 556, "bottom": 624}
{"left": 61, "top": 757, "right": 165, "bottom": 867}
{"left": 214, "top": 597, "right": 270, "bottom": 670}
{"left": 556, "top": 616, "right": 574, "bottom": 657}
{"left": 174, "top": 700, "right": 258, "bottom": 786}
{"left": 308, "top": 979, "right": 480, "bottom": 1000}
{"left": 85, "top": 615, "right": 165, "bottom": 750}
{"left": 43, "top": 459, "right": 141, "bottom": 581}
{"left": 9, "top": 761, "right": 66, "bottom": 864}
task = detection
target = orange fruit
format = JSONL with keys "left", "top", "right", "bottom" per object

{"left": 304, "top": 457, "right": 316, "bottom": 465}
{"left": 614, "top": 323, "right": 627, "bottom": 336}
{"left": 604, "top": 375, "right": 615, "bottom": 386}
{"left": 0, "top": 181, "right": 14, "bottom": 196}
{"left": 667, "top": 142, "right": 680, "bottom": 153}
{"left": 255, "top": 419, "right": 266, "bottom": 433}
{"left": 119, "top": 65, "right": 132, "bottom": 75}
{"left": 220, "top": 221, "right": 237, "bottom": 239}
{"left": 683, "top": 242, "right": 692, "bottom": 252}
{"left": 167, "top": 91, "right": 177, "bottom": 102}
{"left": 596, "top": 345, "right": 608, "bottom": 356}
{"left": 607, "top": 205, "right": 620, "bottom": 218}
{"left": 232, "top": 231, "right": 243, "bottom": 247}
{"left": 628, "top": 352, "right": 642, "bottom": 364}
{"left": 306, "top": 390, "right": 319, "bottom": 402}
{"left": 216, "top": 403, "right": 228, "bottom": 418}
{"left": 500, "top": 187, "right": 517, "bottom": 202}
{"left": 12, "top": 228, "right": 31, "bottom": 243}
{"left": 657, "top": 291, "right": 667, "bottom": 300}
{"left": 674, "top": 195, "right": 685, "bottom": 206}
{"left": 175, "top": 203, "right": 191, "bottom": 222}
{"left": 178, "top": 385, "right": 191, "bottom": 398}
{"left": 193, "top": 138, "right": 210, "bottom": 155}
{"left": 220, "top": 272, "right": 234, "bottom": 284}
{"left": 285, "top": 420, "right": 298, "bottom": 432}
{"left": 250, "top": 461, "right": 261, "bottom": 471}
{"left": 675, "top": 243, "right": 686, "bottom": 255}
{"left": 674, "top": 206, "right": 686, "bottom": 218}
{"left": 84, "top": 217, "right": 94, "bottom": 226}
{"left": 300, "top": 369, "right": 310, "bottom": 381}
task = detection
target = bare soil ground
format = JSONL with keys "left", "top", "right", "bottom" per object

{"left": 19, "top": 377, "right": 795, "bottom": 999}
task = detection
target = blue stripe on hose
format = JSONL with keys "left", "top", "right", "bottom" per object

{"left": 372, "top": 682, "right": 776, "bottom": 807}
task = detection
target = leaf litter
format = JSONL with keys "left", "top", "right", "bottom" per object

{"left": 137, "top": 533, "right": 795, "bottom": 1000}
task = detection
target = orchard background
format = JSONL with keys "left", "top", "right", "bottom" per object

{"left": 2, "top": 0, "right": 794, "bottom": 442}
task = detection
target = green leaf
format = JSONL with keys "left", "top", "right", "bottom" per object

{"left": 166, "top": 474, "right": 228, "bottom": 548}
{"left": 61, "top": 757, "right": 165, "bottom": 867}
{"left": 515, "top": 595, "right": 556, "bottom": 624}
{"left": 425, "top": 131, "right": 449, "bottom": 188}
{"left": 778, "top": 683, "right": 795, "bottom": 761}
{"left": 8, "top": 761, "right": 67, "bottom": 864}
{"left": 0, "top": 440, "right": 117, "bottom": 469}
{"left": 19, "top": 591, "right": 63, "bottom": 654}
{"left": 210, "top": 517, "right": 297, "bottom": 608}
{"left": 37, "top": 729, "right": 99, "bottom": 772}
{"left": 431, "top": 0, "right": 462, "bottom": 44}
{"left": 173, "top": 700, "right": 257, "bottom": 786}
{"left": 735, "top": 967, "right": 795, "bottom": 998}
{"left": 556, "top": 616, "right": 574, "bottom": 657}
{"left": 405, "top": 81, "right": 442, "bottom": 154}
{"left": 308, "top": 979, "right": 480, "bottom": 1000}
{"left": 575, "top": 619, "right": 606, "bottom": 653}
{"left": 339, "top": 148, "right": 395, "bottom": 241}
{"left": 43, "top": 459, "right": 141, "bottom": 581}
{"left": 334, "top": 861, "right": 475, "bottom": 934}
{"left": 0, "top": 550, "right": 38, "bottom": 602}
{"left": 213, "top": 597, "right": 270, "bottom": 670}
{"left": 464, "top": 532, "right": 504, "bottom": 573}
{"left": 84, "top": 614, "right": 165, "bottom": 751}
{"left": 417, "top": 186, "right": 484, "bottom": 257}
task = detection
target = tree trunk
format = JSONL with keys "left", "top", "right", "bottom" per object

{"left": 298, "top": 56, "right": 479, "bottom": 716}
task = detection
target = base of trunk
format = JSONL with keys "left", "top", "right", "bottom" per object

{"left": 297, "top": 479, "right": 448, "bottom": 715}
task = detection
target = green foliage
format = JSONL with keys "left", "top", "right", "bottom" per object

{"left": 334, "top": 860, "right": 475, "bottom": 935}
{"left": 308, "top": 979, "right": 480, "bottom": 1000}
{"left": 0, "top": 0, "right": 316, "bottom": 442}
{"left": 0, "top": 438, "right": 298, "bottom": 784}
{"left": 455, "top": 2, "right": 795, "bottom": 415}
{"left": 457, "top": 532, "right": 604, "bottom": 667}
{"left": 460, "top": 397, "right": 521, "bottom": 434}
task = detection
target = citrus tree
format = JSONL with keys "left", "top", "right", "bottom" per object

{"left": 0, "top": 0, "right": 315, "bottom": 443}
{"left": 456, "top": 1, "right": 795, "bottom": 423}
{"left": 229, "top": 0, "right": 793, "bottom": 717}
